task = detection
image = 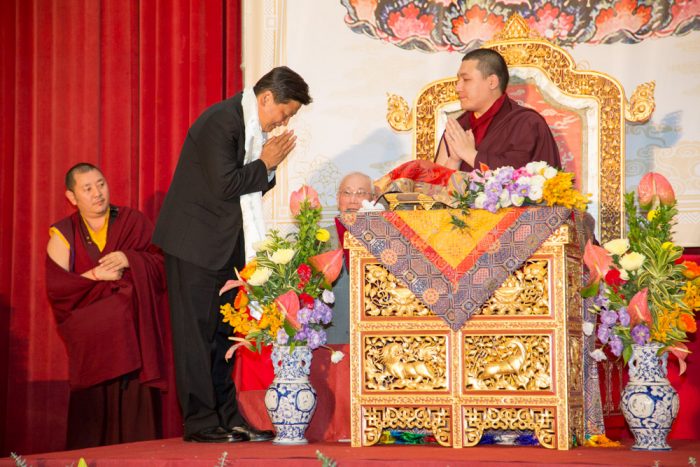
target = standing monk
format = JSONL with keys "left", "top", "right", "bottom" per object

{"left": 434, "top": 48, "right": 561, "bottom": 171}
{"left": 46, "top": 163, "right": 170, "bottom": 449}
{"left": 153, "top": 66, "right": 312, "bottom": 443}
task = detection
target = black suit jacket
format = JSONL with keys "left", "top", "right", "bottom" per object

{"left": 153, "top": 93, "right": 273, "bottom": 270}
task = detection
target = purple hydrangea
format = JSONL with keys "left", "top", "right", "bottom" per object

{"left": 276, "top": 329, "right": 289, "bottom": 345}
{"left": 618, "top": 307, "right": 630, "bottom": 327}
{"left": 593, "top": 292, "right": 610, "bottom": 309}
{"left": 609, "top": 335, "right": 623, "bottom": 357}
{"left": 293, "top": 328, "right": 308, "bottom": 342}
{"left": 600, "top": 309, "right": 618, "bottom": 327}
{"left": 305, "top": 328, "right": 327, "bottom": 350}
{"left": 631, "top": 324, "right": 650, "bottom": 345}
{"left": 597, "top": 325, "right": 611, "bottom": 344}
{"left": 297, "top": 307, "right": 312, "bottom": 326}
{"left": 313, "top": 299, "right": 333, "bottom": 325}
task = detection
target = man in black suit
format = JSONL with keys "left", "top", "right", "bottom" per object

{"left": 153, "top": 66, "right": 312, "bottom": 443}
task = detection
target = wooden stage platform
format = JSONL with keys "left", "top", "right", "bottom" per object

{"left": 3, "top": 438, "right": 699, "bottom": 466}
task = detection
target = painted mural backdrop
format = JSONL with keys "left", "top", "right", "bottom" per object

{"left": 341, "top": 0, "right": 700, "bottom": 51}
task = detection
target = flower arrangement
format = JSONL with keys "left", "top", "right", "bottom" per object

{"left": 582, "top": 172, "right": 698, "bottom": 373}
{"left": 219, "top": 185, "right": 344, "bottom": 359}
{"left": 457, "top": 161, "right": 590, "bottom": 213}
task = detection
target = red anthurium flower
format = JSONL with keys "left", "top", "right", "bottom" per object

{"left": 628, "top": 288, "right": 652, "bottom": 327}
{"left": 637, "top": 172, "right": 675, "bottom": 209}
{"left": 275, "top": 290, "right": 301, "bottom": 330}
{"left": 290, "top": 185, "right": 321, "bottom": 216}
{"left": 309, "top": 248, "right": 344, "bottom": 285}
{"left": 669, "top": 343, "right": 690, "bottom": 375}
{"left": 582, "top": 240, "right": 612, "bottom": 297}
{"left": 299, "top": 292, "right": 315, "bottom": 309}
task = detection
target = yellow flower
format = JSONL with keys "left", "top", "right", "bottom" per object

{"left": 603, "top": 238, "right": 629, "bottom": 256}
{"left": 619, "top": 252, "right": 645, "bottom": 271}
{"left": 542, "top": 172, "right": 590, "bottom": 211}
{"left": 661, "top": 241, "right": 674, "bottom": 250}
{"left": 269, "top": 248, "right": 295, "bottom": 265}
{"left": 316, "top": 228, "right": 330, "bottom": 242}
{"left": 647, "top": 209, "right": 658, "bottom": 221}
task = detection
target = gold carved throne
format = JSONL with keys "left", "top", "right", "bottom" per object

{"left": 346, "top": 15, "right": 654, "bottom": 450}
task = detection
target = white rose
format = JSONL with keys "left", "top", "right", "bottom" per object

{"left": 247, "top": 267, "right": 273, "bottom": 286}
{"left": 322, "top": 290, "right": 335, "bottom": 304}
{"left": 526, "top": 161, "right": 547, "bottom": 175}
{"left": 583, "top": 321, "right": 595, "bottom": 336}
{"left": 619, "top": 269, "right": 630, "bottom": 281}
{"left": 474, "top": 193, "right": 487, "bottom": 209}
{"left": 543, "top": 166, "right": 558, "bottom": 179}
{"left": 499, "top": 189, "right": 512, "bottom": 208}
{"left": 619, "top": 252, "right": 645, "bottom": 271}
{"left": 253, "top": 238, "right": 274, "bottom": 252}
{"left": 510, "top": 194, "right": 525, "bottom": 207}
{"left": 603, "top": 238, "right": 629, "bottom": 256}
{"left": 269, "top": 248, "right": 295, "bottom": 265}
{"left": 590, "top": 349, "right": 607, "bottom": 362}
{"left": 248, "top": 300, "right": 264, "bottom": 320}
{"left": 529, "top": 185, "right": 543, "bottom": 201}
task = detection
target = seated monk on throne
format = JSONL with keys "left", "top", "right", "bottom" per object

{"left": 434, "top": 48, "right": 561, "bottom": 172}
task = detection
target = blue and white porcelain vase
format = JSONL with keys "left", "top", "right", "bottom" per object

{"left": 264, "top": 344, "right": 317, "bottom": 445}
{"left": 620, "top": 343, "right": 679, "bottom": 450}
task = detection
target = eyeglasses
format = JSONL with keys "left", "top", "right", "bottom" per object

{"left": 339, "top": 189, "right": 371, "bottom": 198}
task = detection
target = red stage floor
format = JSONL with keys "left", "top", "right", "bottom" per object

{"left": 2, "top": 438, "right": 699, "bottom": 467}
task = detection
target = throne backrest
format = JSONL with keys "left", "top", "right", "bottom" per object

{"left": 388, "top": 15, "right": 652, "bottom": 242}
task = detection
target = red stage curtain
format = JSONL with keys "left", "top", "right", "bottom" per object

{"left": 0, "top": 0, "right": 242, "bottom": 456}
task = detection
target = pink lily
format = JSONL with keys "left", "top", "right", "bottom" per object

{"left": 290, "top": 185, "right": 321, "bottom": 216}
{"left": 309, "top": 248, "right": 344, "bottom": 285}
{"left": 628, "top": 288, "right": 652, "bottom": 327}
{"left": 637, "top": 172, "right": 676, "bottom": 209}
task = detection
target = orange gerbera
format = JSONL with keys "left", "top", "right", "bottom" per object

{"left": 682, "top": 261, "right": 700, "bottom": 280}
{"left": 239, "top": 259, "right": 258, "bottom": 280}
{"left": 234, "top": 289, "right": 249, "bottom": 310}
{"left": 680, "top": 314, "right": 697, "bottom": 333}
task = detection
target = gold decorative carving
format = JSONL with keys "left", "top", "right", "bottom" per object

{"left": 386, "top": 93, "right": 414, "bottom": 132}
{"left": 478, "top": 260, "right": 549, "bottom": 316}
{"left": 364, "top": 335, "right": 447, "bottom": 391}
{"left": 364, "top": 264, "right": 433, "bottom": 317}
{"left": 568, "top": 407, "right": 584, "bottom": 447}
{"left": 625, "top": 81, "right": 656, "bottom": 123}
{"left": 490, "top": 14, "right": 538, "bottom": 42}
{"left": 363, "top": 406, "right": 452, "bottom": 447}
{"left": 464, "top": 335, "right": 551, "bottom": 391}
{"left": 568, "top": 336, "right": 582, "bottom": 393}
{"left": 566, "top": 257, "right": 583, "bottom": 319}
{"left": 463, "top": 407, "right": 556, "bottom": 449}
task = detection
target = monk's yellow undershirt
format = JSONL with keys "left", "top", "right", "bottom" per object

{"left": 49, "top": 212, "right": 110, "bottom": 252}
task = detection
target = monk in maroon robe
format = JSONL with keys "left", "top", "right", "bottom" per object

{"left": 435, "top": 48, "right": 561, "bottom": 171}
{"left": 46, "top": 163, "right": 171, "bottom": 449}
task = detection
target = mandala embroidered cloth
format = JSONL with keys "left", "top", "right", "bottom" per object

{"left": 341, "top": 206, "right": 571, "bottom": 330}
